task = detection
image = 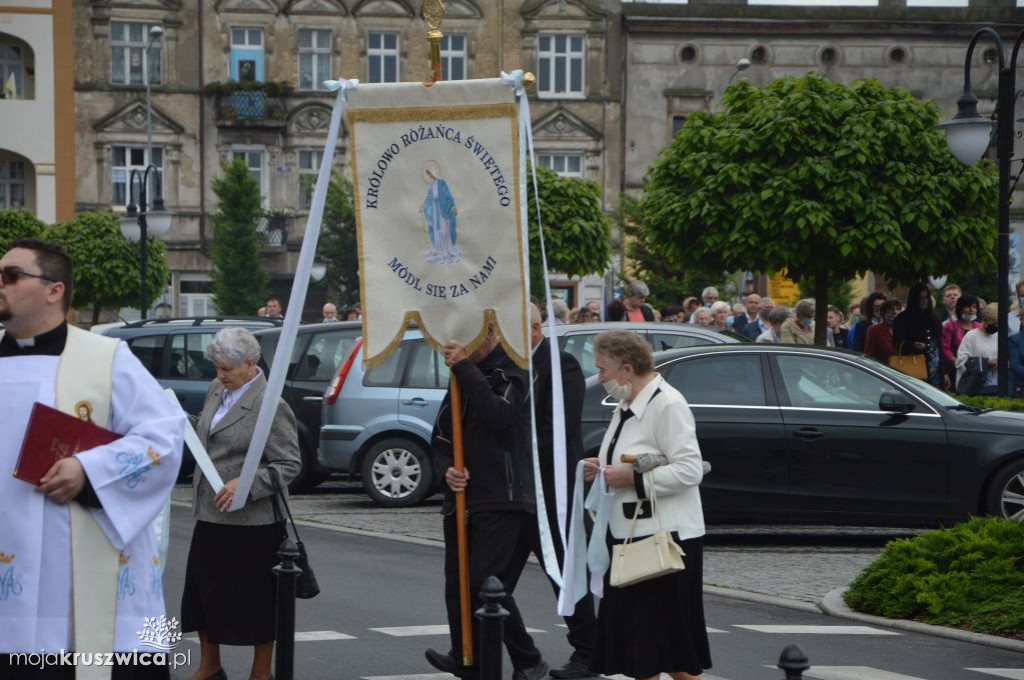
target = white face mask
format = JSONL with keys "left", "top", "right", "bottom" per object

{"left": 602, "top": 377, "right": 632, "bottom": 402}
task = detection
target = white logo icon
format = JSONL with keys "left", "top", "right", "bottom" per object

{"left": 137, "top": 616, "right": 183, "bottom": 650}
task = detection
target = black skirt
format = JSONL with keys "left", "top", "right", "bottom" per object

{"left": 181, "top": 520, "right": 287, "bottom": 646}
{"left": 590, "top": 534, "right": 713, "bottom": 678}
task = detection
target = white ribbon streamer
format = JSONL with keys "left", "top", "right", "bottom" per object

{"left": 504, "top": 69, "right": 564, "bottom": 588}
{"left": 556, "top": 460, "right": 588, "bottom": 615}
{"left": 164, "top": 388, "right": 223, "bottom": 493}
{"left": 230, "top": 78, "right": 357, "bottom": 511}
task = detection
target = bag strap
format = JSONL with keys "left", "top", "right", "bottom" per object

{"left": 269, "top": 467, "right": 303, "bottom": 544}
{"left": 622, "top": 471, "right": 662, "bottom": 545}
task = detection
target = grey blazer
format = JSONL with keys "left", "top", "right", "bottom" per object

{"left": 190, "top": 372, "right": 301, "bottom": 526}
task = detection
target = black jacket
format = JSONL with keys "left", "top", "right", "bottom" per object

{"left": 531, "top": 338, "right": 585, "bottom": 523}
{"left": 431, "top": 344, "right": 534, "bottom": 514}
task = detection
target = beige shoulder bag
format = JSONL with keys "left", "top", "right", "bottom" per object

{"left": 610, "top": 472, "right": 686, "bottom": 588}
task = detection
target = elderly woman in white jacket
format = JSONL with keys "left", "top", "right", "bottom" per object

{"left": 582, "top": 329, "right": 712, "bottom": 680}
{"left": 956, "top": 302, "right": 1000, "bottom": 394}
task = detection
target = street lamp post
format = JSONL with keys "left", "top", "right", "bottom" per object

{"left": 940, "top": 27, "right": 1022, "bottom": 397}
{"left": 120, "top": 165, "right": 172, "bottom": 319}
{"left": 145, "top": 25, "right": 163, "bottom": 200}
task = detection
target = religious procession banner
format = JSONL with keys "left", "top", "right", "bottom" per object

{"left": 346, "top": 79, "right": 529, "bottom": 369}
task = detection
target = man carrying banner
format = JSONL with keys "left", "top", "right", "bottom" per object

{"left": 0, "top": 238, "right": 184, "bottom": 679}
{"left": 528, "top": 303, "right": 597, "bottom": 679}
{"left": 425, "top": 324, "right": 549, "bottom": 680}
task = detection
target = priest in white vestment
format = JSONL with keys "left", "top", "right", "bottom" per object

{"left": 0, "top": 238, "right": 184, "bottom": 680}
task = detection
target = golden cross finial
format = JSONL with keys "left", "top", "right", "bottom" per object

{"left": 422, "top": 0, "right": 445, "bottom": 31}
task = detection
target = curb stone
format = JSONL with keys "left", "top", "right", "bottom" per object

{"left": 820, "top": 587, "right": 1024, "bottom": 654}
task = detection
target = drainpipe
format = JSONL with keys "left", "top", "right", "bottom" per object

{"left": 198, "top": 0, "right": 207, "bottom": 253}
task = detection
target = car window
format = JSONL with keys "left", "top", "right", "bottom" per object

{"left": 775, "top": 355, "right": 893, "bottom": 410}
{"left": 169, "top": 332, "right": 217, "bottom": 380}
{"left": 649, "top": 332, "right": 709, "bottom": 353}
{"left": 126, "top": 335, "right": 164, "bottom": 378}
{"left": 561, "top": 333, "right": 599, "bottom": 377}
{"left": 662, "top": 354, "right": 767, "bottom": 406}
{"left": 363, "top": 345, "right": 404, "bottom": 387}
{"left": 293, "top": 331, "right": 360, "bottom": 382}
{"left": 404, "top": 341, "right": 451, "bottom": 388}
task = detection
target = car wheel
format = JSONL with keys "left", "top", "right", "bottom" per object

{"left": 985, "top": 459, "right": 1024, "bottom": 520}
{"left": 361, "top": 438, "right": 432, "bottom": 508}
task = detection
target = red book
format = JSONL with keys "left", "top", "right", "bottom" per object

{"left": 13, "top": 402, "right": 120, "bottom": 486}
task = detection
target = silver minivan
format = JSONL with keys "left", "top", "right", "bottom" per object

{"left": 319, "top": 322, "right": 746, "bottom": 507}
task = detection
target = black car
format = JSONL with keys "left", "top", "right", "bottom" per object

{"left": 581, "top": 344, "right": 1024, "bottom": 526}
{"left": 254, "top": 321, "right": 362, "bottom": 490}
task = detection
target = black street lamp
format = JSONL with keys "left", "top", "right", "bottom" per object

{"left": 940, "top": 27, "right": 1022, "bottom": 397}
{"left": 120, "top": 164, "right": 172, "bottom": 319}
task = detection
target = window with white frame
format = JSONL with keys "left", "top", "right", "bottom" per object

{"left": 537, "top": 153, "right": 583, "bottom": 178}
{"left": 367, "top": 32, "right": 399, "bottom": 83}
{"left": 298, "top": 149, "right": 323, "bottom": 210}
{"left": 298, "top": 29, "right": 331, "bottom": 91}
{"left": 537, "top": 34, "right": 584, "bottom": 97}
{"left": 230, "top": 28, "right": 264, "bottom": 82}
{"left": 0, "top": 160, "right": 26, "bottom": 209}
{"left": 0, "top": 43, "right": 23, "bottom": 98}
{"left": 112, "top": 146, "right": 163, "bottom": 207}
{"left": 441, "top": 34, "right": 466, "bottom": 81}
{"left": 110, "top": 21, "right": 162, "bottom": 86}
{"left": 233, "top": 148, "right": 267, "bottom": 202}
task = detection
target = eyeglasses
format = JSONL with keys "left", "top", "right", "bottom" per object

{"left": 0, "top": 267, "right": 57, "bottom": 286}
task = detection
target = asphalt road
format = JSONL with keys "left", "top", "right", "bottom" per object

{"left": 162, "top": 506, "right": 1024, "bottom": 680}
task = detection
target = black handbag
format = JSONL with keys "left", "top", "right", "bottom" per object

{"left": 958, "top": 357, "right": 996, "bottom": 396}
{"left": 269, "top": 467, "right": 321, "bottom": 599}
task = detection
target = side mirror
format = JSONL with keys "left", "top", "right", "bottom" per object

{"left": 879, "top": 390, "right": 916, "bottom": 414}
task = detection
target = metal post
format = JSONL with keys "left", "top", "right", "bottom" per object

{"left": 996, "top": 62, "right": 1013, "bottom": 396}
{"left": 777, "top": 643, "right": 809, "bottom": 679}
{"left": 273, "top": 537, "right": 301, "bottom": 680}
{"left": 139, "top": 212, "right": 149, "bottom": 320}
{"left": 476, "top": 576, "right": 508, "bottom": 680}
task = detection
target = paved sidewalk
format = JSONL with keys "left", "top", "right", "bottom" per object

{"left": 171, "top": 484, "right": 891, "bottom": 605}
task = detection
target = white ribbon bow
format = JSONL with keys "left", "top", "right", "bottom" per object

{"left": 322, "top": 78, "right": 360, "bottom": 93}
{"left": 500, "top": 70, "right": 527, "bottom": 97}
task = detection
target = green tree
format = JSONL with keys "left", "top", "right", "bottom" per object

{"left": 48, "top": 211, "right": 169, "bottom": 324}
{"left": 619, "top": 195, "right": 731, "bottom": 310}
{"left": 797, "top": 275, "right": 855, "bottom": 317}
{"left": 210, "top": 157, "right": 268, "bottom": 315}
{"left": 639, "top": 74, "right": 997, "bottom": 344}
{"left": 318, "top": 173, "right": 360, "bottom": 307}
{"left": 0, "top": 208, "right": 47, "bottom": 253}
{"left": 526, "top": 164, "right": 612, "bottom": 301}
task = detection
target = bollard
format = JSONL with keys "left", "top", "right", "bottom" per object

{"left": 273, "top": 537, "right": 302, "bottom": 680}
{"left": 777, "top": 643, "right": 810, "bottom": 679}
{"left": 476, "top": 575, "right": 509, "bottom": 680}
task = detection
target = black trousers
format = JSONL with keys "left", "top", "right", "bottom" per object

{"left": 0, "top": 655, "right": 170, "bottom": 680}
{"left": 442, "top": 509, "right": 543, "bottom": 674}
{"left": 530, "top": 499, "right": 597, "bottom": 665}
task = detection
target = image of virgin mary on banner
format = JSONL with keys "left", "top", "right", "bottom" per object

{"left": 347, "top": 79, "right": 528, "bottom": 369}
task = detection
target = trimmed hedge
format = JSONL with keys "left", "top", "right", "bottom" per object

{"left": 844, "top": 517, "right": 1024, "bottom": 637}
{"left": 957, "top": 394, "right": 1024, "bottom": 412}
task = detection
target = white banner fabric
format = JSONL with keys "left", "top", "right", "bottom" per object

{"left": 346, "top": 79, "right": 529, "bottom": 369}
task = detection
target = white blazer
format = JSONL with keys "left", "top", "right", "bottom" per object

{"left": 598, "top": 374, "right": 706, "bottom": 541}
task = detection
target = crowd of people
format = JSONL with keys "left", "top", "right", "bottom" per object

{"left": 556, "top": 280, "right": 1024, "bottom": 398}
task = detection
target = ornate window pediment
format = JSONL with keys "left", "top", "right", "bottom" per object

{"left": 520, "top": 0, "right": 606, "bottom": 20}
{"left": 352, "top": 0, "right": 414, "bottom": 18}
{"left": 533, "top": 106, "right": 601, "bottom": 142}
{"left": 443, "top": 0, "right": 482, "bottom": 19}
{"left": 92, "top": 100, "right": 185, "bottom": 135}
{"left": 287, "top": 103, "right": 340, "bottom": 136}
{"left": 89, "top": 0, "right": 183, "bottom": 9}
{"left": 213, "top": 0, "right": 280, "bottom": 13}
{"left": 284, "top": 0, "right": 349, "bottom": 15}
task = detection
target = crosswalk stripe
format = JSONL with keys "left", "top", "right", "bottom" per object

{"left": 796, "top": 667, "right": 926, "bottom": 680}
{"left": 966, "top": 671, "right": 1024, "bottom": 679}
{"left": 736, "top": 624, "right": 901, "bottom": 635}
{"left": 295, "top": 630, "right": 357, "bottom": 641}
{"left": 556, "top": 622, "right": 728, "bottom": 634}
{"left": 606, "top": 675, "right": 730, "bottom": 680}
{"left": 370, "top": 624, "right": 545, "bottom": 636}
{"left": 363, "top": 674, "right": 457, "bottom": 680}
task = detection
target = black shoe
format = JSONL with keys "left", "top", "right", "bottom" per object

{"left": 425, "top": 648, "right": 477, "bottom": 679}
{"left": 512, "top": 659, "right": 549, "bottom": 680}
{"left": 548, "top": 660, "right": 596, "bottom": 679}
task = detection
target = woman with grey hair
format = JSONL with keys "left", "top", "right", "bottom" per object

{"left": 780, "top": 298, "right": 815, "bottom": 344}
{"left": 623, "top": 280, "right": 655, "bottom": 321}
{"left": 181, "top": 327, "right": 301, "bottom": 680}
{"left": 582, "top": 329, "right": 711, "bottom": 679}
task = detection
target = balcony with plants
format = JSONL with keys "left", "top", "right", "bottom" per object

{"left": 205, "top": 80, "right": 293, "bottom": 127}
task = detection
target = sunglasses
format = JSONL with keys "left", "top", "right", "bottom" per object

{"left": 0, "top": 267, "right": 57, "bottom": 286}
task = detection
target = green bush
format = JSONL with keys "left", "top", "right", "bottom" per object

{"left": 957, "top": 394, "right": 1024, "bottom": 412}
{"left": 844, "top": 517, "right": 1024, "bottom": 636}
